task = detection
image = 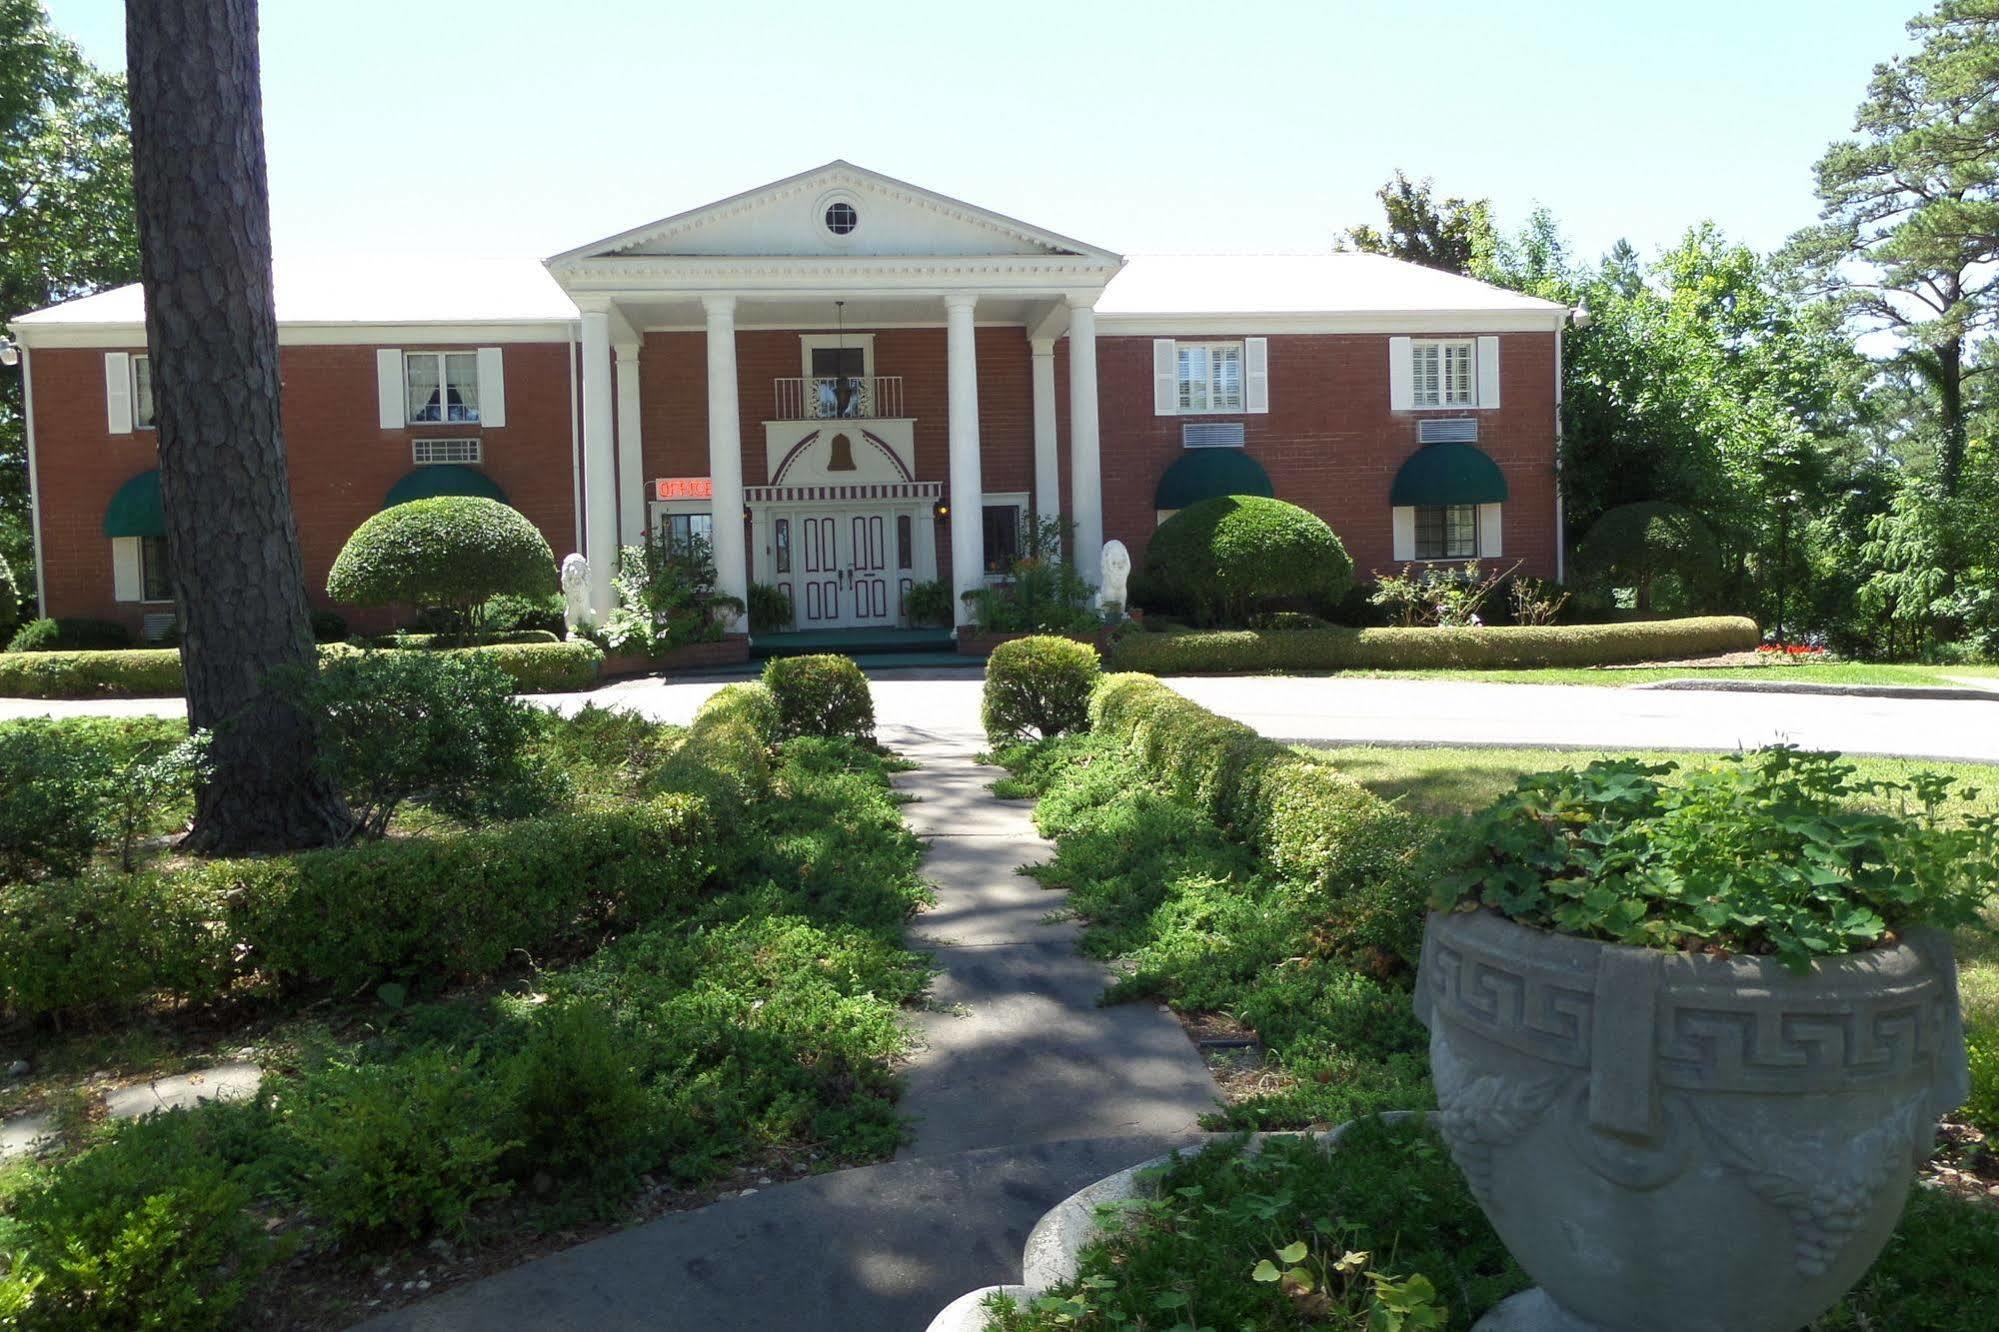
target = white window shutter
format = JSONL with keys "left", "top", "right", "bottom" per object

{"left": 104, "top": 352, "right": 133, "bottom": 434}
{"left": 1152, "top": 339, "right": 1179, "bottom": 415}
{"left": 1391, "top": 507, "right": 1416, "bottom": 562}
{"left": 477, "top": 347, "right": 507, "bottom": 427}
{"left": 1388, "top": 337, "right": 1413, "bottom": 412}
{"left": 376, "top": 349, "right": 405, "bottom": 429}
{"left": 1478, "top": 503, "right": 1504, "bottom": 557}
{"left": 1243, "top": 337, "right": 1269, "bottom": 414}
{"left": 1476, "top": 336, "right": 1501, "bottom": 409}
{"left": 112, "top": 537, "right": 142, "bottom": 601}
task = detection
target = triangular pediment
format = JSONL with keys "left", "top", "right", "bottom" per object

{"left": 549, "top": 161, "right": 1118, "bottom": 264}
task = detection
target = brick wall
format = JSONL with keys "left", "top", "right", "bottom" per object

{"left": 27, "top": 341, "right": 577, "bottom": 633}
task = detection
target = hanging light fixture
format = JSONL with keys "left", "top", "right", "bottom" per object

{"left": 833, "top": 300, "right": 858, "bottom": 419}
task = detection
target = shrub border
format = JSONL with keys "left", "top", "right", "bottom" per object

{"left": 0, "top": 640, "right": 604, "bottom": 700}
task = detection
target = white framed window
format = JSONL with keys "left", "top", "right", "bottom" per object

{"left": 1176, "top": 341, "right": 1244, "bottom": 414}
{"left": 649, "top": 501, "right": 714, "bottom": 555}
{"left": 405, "top": 351, "right": 480, "bottom": 424}
{"left": 132, "top": 354, "right": 156, "bottom": 429}
{"left": 140, "top": 535, "right": 172, "bottom": 602}
{"left": 413, "top": 438, "right": 482, "bottom": 465}
{"left": 980, "top": 492, "right": 1030, "bottom": 576}
{"left": 1415, "top": 504, "right": 1479, "bottom": 560}
{"left": 1411, "top": 340, "right": 1476, "bottom": 409}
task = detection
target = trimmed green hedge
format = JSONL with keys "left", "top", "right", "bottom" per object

{"left": 763, "top": 654, "right": 875, "bottom": 743}
{"left": 0, "top": 640, "right": 602, "bottom": 699}
{"left": 1088, "top": 673, "right": 1428, "bottom": 966}
{"left": 1144, "top": 495, "right": 1353, "bottom": 625}
{"left": 369, "top": 629, "right": 562, "bottom": 649}
{"left": 983, "top": 635, "right": 1101, "bottom": 745}
{"left": 1108, "top": 615, "right": 1760, "bottom": 674}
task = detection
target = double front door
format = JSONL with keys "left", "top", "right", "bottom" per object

{"left": 795, "top": 510, "right": 894, "bottom": 628}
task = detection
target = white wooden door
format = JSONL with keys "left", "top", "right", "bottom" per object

{"left": 794, "top": 510, "right": 896, "bottom": 628}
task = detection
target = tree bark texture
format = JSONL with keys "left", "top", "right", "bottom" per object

{"left": 126, "top": 0, "right": 352, "bottom": 851}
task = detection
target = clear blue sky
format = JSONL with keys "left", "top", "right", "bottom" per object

{"left": 47, "top": 0, "right": 1915, "bottom": 266}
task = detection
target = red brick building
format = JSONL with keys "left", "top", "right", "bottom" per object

{"left": 5, "top": 162, "right": 1574, "bottom": 638}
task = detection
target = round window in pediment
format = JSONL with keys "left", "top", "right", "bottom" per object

{"left": 825, "top": 201, "right": 858, "bottom": 235}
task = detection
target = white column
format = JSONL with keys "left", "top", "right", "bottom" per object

{"left": 613, "top": 342, "right": 645, "bottom": 546}
{"left": 1031, "top": 336, "right": 1060, "bottom": 523}
{"left": 580, "top": 310, "right": 617, "bottom": 619}
{"left": 1066, "top": 297, "right": 1103, "bottom": 583}
{"left": 703, "top": 295, "right": 748, "bottom": 628}
{"left": 945, "top": 292, "right": 984, "bottom": 627}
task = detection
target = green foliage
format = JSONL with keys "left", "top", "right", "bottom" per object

{"left": 1340, "top": 171, "right": 1498, "bottom": 275}
{"left": 905, "top": 578, "right": 954, "bottom": 628}
{"left": 294, "top": 649, "right": 560, "bottom": 839}
{"left": 500, "top": 1001, "right": 659, "bottom": 1195}
{"left": 103, "top": 729, "right": 208, "bottom": 871}
{"left": 1440, "top": 748, "right": 1999, "bottom": 972}
{"left": 1572, "top": 501, "right": 1722, "bottom": 615}
{"left": 983, "top": 1120, "right": 1523, "bottom": 1331}
{"left": 433, "top": 640, "right": 600, "bottom": 692}
{"left": 289, "top": 1048, "right": 515, "bottom": 1249}
{"left": 762, "top": 654, "right": 875, "bottom": 743}
{"left": 1818, "top": 1183, "right": 1999, "bottom": 1332}
{"left": 307, "top": 608, "right": 348, "bottom": 643}
{"left": 325, "top": 497, "right": 558, "bottom": 629}
{"left": 965, "top": 514, "right": 1104, "bottom": 635}
{"left": 1108, "top": 616, "right": 1761, "bottom": 674}
{"left": 0, "top": 640, "right": 599, "bottom": 700}
{"left": 0, "top": 725, "right": 108, "bottom": 880}
{"left": 651, "top": 682, "right": 780, "bottom": 828}
{"left": 982, "top": 635, "right": 1101, "bottom": 745}
{"left": 1369, "top": 562, "right": 1510, "bottom": 629}
{"left": 602, "top": 531, "right": 743, "bottom": 654}
{"left": 1966, "top": 1030, "right": 1999, "bottom": 1140}
{"left": 6, "top": 617, "right": 131, "bottom": 652}
{"left": 0, "top": 551, "right": 20, "bottom": 643}
{"left": 747, "top": 581, "right": 794, "bottom": 634}
{"left": 1144, "top": 496, "right": 1353, "bottom": 626}
{"left": 0, "top": 868, "right": 237, "bottom": 1018}
{"left": 1, "top": 1104, "right": 276, "bottom": 1331}
{"left": 475, "top": 592, "right": 564, "bottom": 637}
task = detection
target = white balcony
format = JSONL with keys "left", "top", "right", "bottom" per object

{"left": 772, "top": 375, "right": 905, "bottom": 421}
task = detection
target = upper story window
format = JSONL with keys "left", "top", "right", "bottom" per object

{"left": 825, "top": 201, "right": 858, "bottom": 235}
{"left": 132, "top": 354, "right": 156, "bottom": 429}
{"left": 1177, "top": 341, "right": 1244, "bottom": 414}
{"left": 405, "top": 351, "right": 480, "bottom": 424}
{"left": 1412, "top": 340, "right": 1475, "bottom": 408}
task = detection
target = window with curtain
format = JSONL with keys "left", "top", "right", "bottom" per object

{"left": 405, "top": 351, "right": 480, "bottom": 423}
{"left": 1411, "top": 340, "right": 1475, "bottom": 408}
{"left": 1415, "top": 504, "right": 1479, "bottom": 560}
{"left": 140, "top": 535, "right": 172, "bottom": 601}
{"left": 1176, "top": 341, "right": 1244, "bottom": 413}
{"left": 132, "top": 355, "right": 156, "bottom": 429}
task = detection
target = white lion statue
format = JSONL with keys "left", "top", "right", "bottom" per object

{"left": 1099, "top": 539, "right": 1131, "bottom": 615}
{"left": 560, "top": 553, "right": 592, "bottom": 633}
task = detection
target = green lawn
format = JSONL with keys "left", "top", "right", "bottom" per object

{"left": 1332, "top": 662, "right": 1999, "bottom": 688}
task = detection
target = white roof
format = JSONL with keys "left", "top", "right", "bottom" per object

{"left": 10, "top": 254, "right": 578, "bottom": 328}
{"left": 1099, "top": 253, "right": 1567, "bottom": 318}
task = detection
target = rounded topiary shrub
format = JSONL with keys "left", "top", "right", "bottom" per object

{"left": 982, "top": 635, "right": 1100, "bottom": 745}
{"left": 326, "top": 497, "right": 558, "bottom": 628}
{"left": 1144, "top": 495, "right": 1352, "bottom": 626}
{"left": 761, "top": 654, "right": 874, "bottom": 743}
{"left": 6, "top": 617, "right": 133, "bottom": 653}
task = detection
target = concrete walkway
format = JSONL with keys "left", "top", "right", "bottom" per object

{"left": 891, "top": 741, "right": 1216, "bottom": 1158}
{"left": 359, "top": 733, "right": 1216, "bottom": 1331}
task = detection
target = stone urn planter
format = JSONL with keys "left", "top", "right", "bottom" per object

{"left": 1415, "top": 908, "right": 1969, "bottom": 1332}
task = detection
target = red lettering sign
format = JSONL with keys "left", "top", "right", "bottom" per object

{"left": 652, "top": 477, "right": 713, "bottom": 501}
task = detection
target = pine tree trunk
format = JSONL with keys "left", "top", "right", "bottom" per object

{"left": 125, "top": 0, "right": 352, "bottom": 852}
{"left": 1936, "top": 337, "right": 1966, "bottom": 497}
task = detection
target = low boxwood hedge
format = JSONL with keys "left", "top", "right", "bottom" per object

{"left": 982, "top": 635, "right": 1101, "bottom": 745}
{"left": 1108, "top": 615, "right": 1760, "bottom": 674}
{"left": 0, "top": 640, "right": 603, "bottom": 699}
{"left": 1088, "top": 673, "right": 1428, "bottom": 966}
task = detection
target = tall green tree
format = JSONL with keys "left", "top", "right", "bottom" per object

{"left": 127, "top": 0, "right": 351, "bottom": 852}
{"left": 1338, "top": 171, "right": 1497, "bottom": 275}
{"left": 0, "top": 0, "right": 138, "bottom": 606}
{"left": 1789, "top": 0, "right": 1999, "bottom": 495}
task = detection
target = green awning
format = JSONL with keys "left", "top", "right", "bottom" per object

{"left": 1389, "top": 443, "right": 1508, "bottom": 506}
{"left": 1154, "top": 450, "right": 1275, "bottom": 510}
{"left": 103, "top": 469, "right": 166, "bottom": 537}
{"left": 382, "top": 465, "right": 508, "bottom": 510}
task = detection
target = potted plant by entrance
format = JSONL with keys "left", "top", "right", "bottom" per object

{"left": 1417, "top": 749, "right": 1995, "bottom": 1332}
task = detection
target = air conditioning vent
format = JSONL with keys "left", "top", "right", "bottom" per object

{"left": 141, "top": 612, "right": 177, "bottom": 643}
{"left": 1181, "top": 422, "right": 1245, "bottom": 448}
{"left": 413, "top": 437, "right": 482, "bottom": 464}
{"left": 1418, "top": 418, "right": 1478, "bottom": 445}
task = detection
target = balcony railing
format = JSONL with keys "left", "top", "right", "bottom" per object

{"left": 772, "top": 375, "right": 905, "bottom": 421}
